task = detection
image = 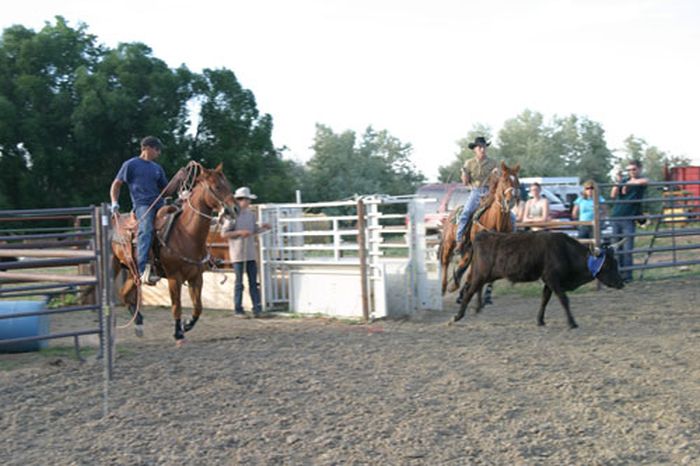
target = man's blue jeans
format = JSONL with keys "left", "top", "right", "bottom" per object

{"left": 456, "top": 186, "right": 517, "bottom": 241}
{"left": 233, "top": 260, "right": 262, "bottom": 314}
{"left": 134, "top": 205, "right": 157, "bottom": 275}
{"left": 457, "top": 187, "right": 488, "bottom": 241}
{"left": 612, "top": 219, "right": 636, "bottom": 281}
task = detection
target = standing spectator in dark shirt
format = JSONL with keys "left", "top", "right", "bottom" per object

{"left": 610, "top": 160, "right": 648, "bottom": 282}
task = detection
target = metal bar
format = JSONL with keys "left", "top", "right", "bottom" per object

{"left": 0, "top": 230, "right": 95, "bottom": 241}
{"left": 0, "top": 329, "right": 100, "bottom": 346}
{"left": 0, "top": 304, "right": 100, "bottom": 320}
{"left": 621, "top": 259, "right": 700, "bottom": 271}
{"left": 0, "top": 289, "right": 82, "bottom": 299}
{"left": 0, "top": 256, "right": 94, "bottom": 270}
{"left": 0, "top": 249, "right": 96, "bottom": 258}
{"left": 601, "top": 195, "right": 700, "bottom": 204}
{"left": 0, "top": 281, "right": 93, "bottom": 294}
{"left": 0, "top": 271, "right": 97, "bottom": 284}
{"left": 602, "top": 212, "right": 700, "bottom": 221}
{"left": 278, "top": 215, "right": 358, "bottom": 223}
{"left": 603, "top": 228, "right": 700, "bottom": 239}
{"left": 259, "top": 200, "right": 357, "bottom": 209}
{"left": 0, "top": 240, "right": 92, "bottom": 249}
{"left": 628, "top": 243, "right": 700, "bottom": 255}
{"left": 599, "top": 180, "right": 700, "bottom": 188}
{"left": 0, "top": 207, "right": 94, "bottom": 217}
{"left": 73, "top": 335, "right": 85, "bottom": 363}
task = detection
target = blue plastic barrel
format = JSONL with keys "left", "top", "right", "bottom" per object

{"left": 0, "top": 300, "right": 50, "bottom": 353}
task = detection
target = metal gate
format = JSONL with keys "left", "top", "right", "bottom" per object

{"left": 257, "top": 195, "right": 441, "bottom": 319}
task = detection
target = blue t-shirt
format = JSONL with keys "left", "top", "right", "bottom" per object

{"left": 574, "top": 195, "right": 604, "bottom": 222}
{"left": 115, "top": 156, "right": 168, "bottom": 208}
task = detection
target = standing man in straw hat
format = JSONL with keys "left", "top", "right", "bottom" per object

{"left": 221, "top": 187, "right": 271, "bottom": 318}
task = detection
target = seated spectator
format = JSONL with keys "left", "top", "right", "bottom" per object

{"left": 521, "top": 182, "right": 550, "bottom": 226}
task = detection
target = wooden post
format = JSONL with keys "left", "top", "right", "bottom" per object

{"left": 593, "top": 182, "right": 601, "bottom": 249}
{"left": 593, "top": 182, "right": 602, "bottom": 291}
{"left": 357, "top": 199, "right": 369, "bottom": 322}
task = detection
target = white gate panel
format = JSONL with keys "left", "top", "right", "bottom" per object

{"left": 289, "top": 265, "right": 363, "bottom": 317}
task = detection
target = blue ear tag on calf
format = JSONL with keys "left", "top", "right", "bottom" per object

{"left": 587, "top": 254, "right": 606, "bottom": 278}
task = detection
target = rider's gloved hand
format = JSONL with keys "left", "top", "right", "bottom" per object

{"left": 110, "top": 202, "right": 120, "bottom": 215}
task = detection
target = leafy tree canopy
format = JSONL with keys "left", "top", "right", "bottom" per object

{"left": 303, "top": 124, "right": 425, "bottom": 202}
{"left": 0, "top": 17, "right": 297, "bottom": 209}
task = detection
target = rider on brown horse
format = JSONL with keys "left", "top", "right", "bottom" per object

{"left": 109, "top": 136, "right": 169, "bottom": 286}
{"left": 455, "top": 137, "right": 516, "bottom": 250}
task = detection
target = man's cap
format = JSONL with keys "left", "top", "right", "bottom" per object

{"left": 234, "top": 186, "right": 257, "bottom": 199}
{"left": 140, "top": 136, "right": 164, "bottom": 149}
{"left": 468, "top": 136, "right": 491, "bottom": 149}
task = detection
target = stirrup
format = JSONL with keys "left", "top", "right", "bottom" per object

{"left": 140, "top": 264, "right": 161, "bottom": 286}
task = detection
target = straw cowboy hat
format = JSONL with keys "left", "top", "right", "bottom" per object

{"left": 234, "top": 186, "right": 257, "bottom": 199}
{"left": 468, "top": 136, "right": 491, "bottom": 149}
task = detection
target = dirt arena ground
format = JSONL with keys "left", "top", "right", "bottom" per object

{"left": 1, "top": 276, "right": 699, "bottom": 465}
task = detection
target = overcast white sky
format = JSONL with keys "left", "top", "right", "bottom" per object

{"left": 3, "top": 0, "right": 700, "bottom": 180}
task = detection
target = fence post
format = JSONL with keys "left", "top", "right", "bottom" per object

{"left": 593, "top": 182, "right": 601, "bottom": 249}
{"left": 357, "top": 199, "right": 369, "bottom": 322}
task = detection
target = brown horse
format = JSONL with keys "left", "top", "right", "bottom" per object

{"left": 439, "top": 161, "right": 520, "bottom": 295}
{"left": 112, "top": 162, "right": 237, "bottom": 343}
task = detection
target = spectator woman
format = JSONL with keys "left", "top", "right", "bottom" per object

{"left": 522, "top": 182, "right": 550, "bottom": 225}
{"left": 572, "top": 180, "right": 606, "bottom": 239}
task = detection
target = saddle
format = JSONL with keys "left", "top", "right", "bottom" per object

{"left": 111, "top": 205, "right": 183, "bottom": 275}
{"left": 449, "top": 204, "right": 487, "bottom": 226}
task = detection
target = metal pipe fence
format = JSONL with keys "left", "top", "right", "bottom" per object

{"left": 594, "top": 179, "right": 700, "bottom": 280}
{"left": 0, "top": 204, "right": 115, "bottom": 416}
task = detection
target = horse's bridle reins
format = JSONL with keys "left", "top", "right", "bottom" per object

{"left": 474, "top": 176, "right": 519, "bottom": 231}
{"left": 182, "top": 175, "right": 236, "bottom": 220}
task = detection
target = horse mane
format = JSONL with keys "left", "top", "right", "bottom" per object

{"left": 477, "top": 169, "right": 502, "bottom": 209}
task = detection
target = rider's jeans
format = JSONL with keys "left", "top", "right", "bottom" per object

{"left": 456, "top": 187, "right": 488, "bottom": 241}
{"left": 134, "top": 205, "right": 157, "bottom": 275}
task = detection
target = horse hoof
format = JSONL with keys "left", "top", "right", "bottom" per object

{"left": 134, "top": 324, "right": 144, "bottom": 338}
{"left": 184, "top": 317, "right": 198, "bottom": 332}
{"left": 175, "top": 338, "right": 188, "bottom": 348}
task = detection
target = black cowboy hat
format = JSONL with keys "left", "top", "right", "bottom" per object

{"left": 468, "top": 136, "right": 491, "bottom": 149}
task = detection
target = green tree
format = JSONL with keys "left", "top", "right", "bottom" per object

{"left": 0, "top": 17, "right": 294, "bottom": 208}
{"left": 303, "top": 124, "right": 424, "bottom": 202}
{"left": 551, "top": 115, "right": 613, "bottom": 183}
{"left": 189, "top": 68, "right": 297, "bottom": 202}
{"left": 498, "top": 109, "right": 562, "bottom": 177}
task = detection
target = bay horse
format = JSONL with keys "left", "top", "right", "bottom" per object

{"left": 439, "top": 161, "right": 520, "bottom": 295}
{"left": 112, "top": 162, "right": 237, "bottom": 343}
